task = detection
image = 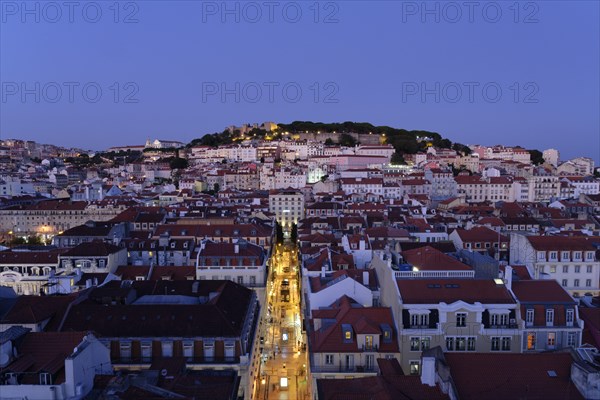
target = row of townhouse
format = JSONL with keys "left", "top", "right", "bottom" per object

{"left": 0, "top": 279, "right": 261, "bottom": 399}
{"left": 0, "top": 200, "right": 130, "bottom": 236}
{"left": 372, "top": 254, "right": 586, "bottom": 375}
{"left": 510, "top": 233, "right": 600, "bottom": 297}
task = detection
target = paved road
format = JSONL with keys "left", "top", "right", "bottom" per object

{"left": 254, "top": 244, "right": 310, "bottom": 400}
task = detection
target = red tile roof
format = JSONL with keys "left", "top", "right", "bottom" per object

{"left": 397, "top": 279, "right": 515, "bottom": 304}
{"left": 310, "top": 301, "right": 399, "bottom": 354}
{"left": 511, "top": 280, "right": 574, "bottom": 303}
{"left": 317, "top": 374, "right": 450, "bottom": 400}
{"left": 401, "top": 246, "right": 471, "bottom": 271}
{"left": 527, "top": 236, "right": 597, "bottom": 251}
{"left": 445, "top": 352, "right": 583, "bottom": 400}
{"left": 453, "top": 227, "right": 508, "bottom": 243}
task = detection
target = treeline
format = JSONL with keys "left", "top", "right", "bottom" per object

{"left": 187, "top": 121, "right": 474, "bottom": 161}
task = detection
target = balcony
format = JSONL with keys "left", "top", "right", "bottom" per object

{"left": 112, "top": 356, "right": 241, "bottom": 365}
{"left": 360, "top": 344, "right": 379, "bottom": 352}
{"left": 311, "top": 364, "right": 378, "bottom": 374}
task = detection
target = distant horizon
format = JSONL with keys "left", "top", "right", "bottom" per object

{"left": 3, "top": 121, "right": 598, "bottom": 166}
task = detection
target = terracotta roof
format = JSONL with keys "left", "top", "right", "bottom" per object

{"left": 1, "top": 294, "right": 77, "bottom": 324}
{"left": 0, "top": 248, "right": 66, "bottom": 265}
{"left": 401, "top": 246, "right": 471, "bottom": 271}
{"left": 453, "top": 227, "right": 509, "bottom": 243}
{"left": 579, "top": 307, "right": 600, "bottom": 348}
{"left": 63, "top": 241, "right": 123, "bottom": 257}
{"left": 397, "top": 279, "right": 515, "bottom": 304}
{"left": 511, "top": 280, "right": 574, "bottom": 303}
{"left": 60, "top": 280, "right": 253, "bottom": 338}
{"left": 310, "top": 301, "right": 399, "bottom": 354}
{"left": 114, "top": 265, "right": 151, "bottom": 280}
{"left": 2, "top": 331, "right": 86, "bottom": 375}
{"left": 149, "top": 266, "right": 196, "bottom": 281}
{"left": 527, "top": 236, "right": 597, "bottom": 251}
{"left": 445, "top": 352, "right": 583, "bottom": 400}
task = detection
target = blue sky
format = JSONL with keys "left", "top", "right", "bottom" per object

{"left": 1, "top": 1, "right": 598, "bottom": 162}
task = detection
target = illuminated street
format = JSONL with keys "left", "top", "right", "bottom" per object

{"left": 254, "top": 243, "right": 310, "bottom": 400}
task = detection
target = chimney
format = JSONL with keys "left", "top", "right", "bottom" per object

{"left": 234, "top": 244, "right": 239, "bottom": 254}
{"left": 362, "top": 271, "right": 369, "bottom": 286}
{"left": 504, "top": 265, "right": 513, "bottom": 291}
{"left": 420, "top": 356, "right": 437, "bottom": 386}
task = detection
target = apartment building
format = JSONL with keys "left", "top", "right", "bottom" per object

{"left": 510, "top": 233, "right": 600, "bottom": 297}
{"left": 268, "top": 188, "right": 305, "bottom": 231}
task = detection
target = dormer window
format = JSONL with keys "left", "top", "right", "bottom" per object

{"left": 526, "top": 309, "right": 534, "bottom": 326}
{"left": 546, "top": 309, "right": 554, "bottom": 326}
{"left": 566, "top": 309, "right": 574, "bottom": 326}
{"left": 381, "top": 323, "right": 392, "bottom": 343}
{"left": 171, "top": 242, "right": 176, "bottom": 249}
{"left": 342, "top": 324, "right": 353, "bottom": 342}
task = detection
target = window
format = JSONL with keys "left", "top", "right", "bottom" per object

{"left": 446, "top": 337, "right": 454, "bottom": 351}
{"left": 410, "top": 313, "right": 429, "bottom": 327}
{"left": 549, "top": 265, "right": 556, "bottom": 273}
{"left": 501, "top": 337, "right": 511, "bottom": 351}
{"left": 456, "top": 313, "right": 466, "bottom": 327}
{"left": 527, "top": 332, "right": 536, "bottom": 350}
{"left": 587, "top": 265, "right": 593, "bottom": 273}
{"left": 574, "top": 279, "right": 580, "bottom": 287}
{"left": 325, "top": 354, "right": 334, "bottom": 365}
{"left": 526, "top": 309, "right": 534, "bottom": 325}
{"left": 562, "top": 279, "right": 568, "bottom": 287}
{"left": 224, "top": 341, "right": 235, "bottom": 360}
{"left": 563, "top": 265, "right": 569, "bottom": 273}
{"left": 546, "top": 309, "right": 554, "bottom": 326}
{"left": 40, "top": 372, "right": 52, "bottom": 385}
{"left": 491, "top": 337, "right": 500, "bottom": 351}
{"left": 562, "top": 251, "right": 570, "bottom": 261}
{"left": 141, "top": 341, "right": 152, "bottom": 362}
{"left": 120, "top": 341, "right": 132, "bottom": 360}
{"left": 575, "top": 265, "right": 581, "bottom": 273}
{"left": 204, "top": 341, "right": 215, "bottom": 361}
{"left": 250, "top": 276, "right": 256, "bottom": 285}
{"left": 161, "top": 341, "right": 173, "bottom": 357}
{"left": 183, "top": 341, "right": 194, "bottom": 361}
{"left": 467, "top": 337, "right": 476, "bottom": 351}
{"left": 567, "top": 332, "right": 576, "bottom": 347}
{"left": 566, "top": 309, "right": 574, "bottom": 326}
{"left": 491, "top": 313, "right": 508, "bottom": 327}
{"left": 455, "top": 337, "right": 466, "bottom": 351}
{"left": 237, "top": 276, "right": 244, "bottom": 284}
{"left": 410, "top": 337, "right": 430, "bottom": 351}
{"left": 360, "top": 333, "right": 373, "bottom": 351}
{"left": 547, "top": 332, "right": 556, "bottom": 347}
{"left": 409, "top": 360, "right": 421, "bottom": 375}
{"left": 549, "top": 251, "right": 557, "bottom": 260}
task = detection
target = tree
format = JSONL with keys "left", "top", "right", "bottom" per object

{"left": 290, "top": 223, "right": 298, "bottom": 243}
{"left": 320, "top": 174, "right": 329, "bottom": 182}
{"left": 324, "top": 138, "right": 334, "bottom": 145}
{"left": 169, "top": 157, "right": 189, "bottom": 170}
{"left": 528, "top": 149, "right": 545, "bottom": 165}
{"left": 275, "top": 222, "right": 284, "bottom": 244}
{"left": 390, "top": 152, "right": 405, "bottom": 165}
{"left": 339, "top": 133, "right": 357, "bottom": 147}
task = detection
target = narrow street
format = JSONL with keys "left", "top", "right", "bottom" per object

{"left": 253, "top": 243, "right": 310, "bottom": 400}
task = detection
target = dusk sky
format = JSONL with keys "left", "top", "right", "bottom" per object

{"left": 1, "top": 1, "right": 598, "bottom": 162}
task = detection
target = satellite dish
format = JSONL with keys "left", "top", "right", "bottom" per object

{"left": 0, "top": 353, "right": 10, "bottom": 367}
{"left": 161, "top": 369, "right": 168, "bottom": 377}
